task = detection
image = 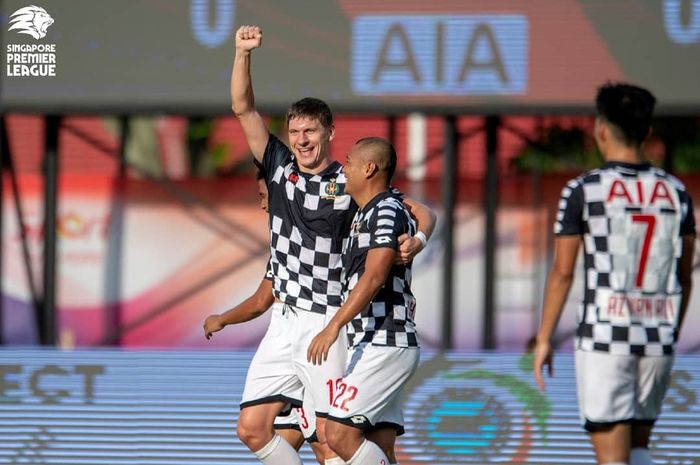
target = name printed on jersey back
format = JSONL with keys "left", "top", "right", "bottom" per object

{"left": 600, "top": 292, "right": 679, "bottom": 325}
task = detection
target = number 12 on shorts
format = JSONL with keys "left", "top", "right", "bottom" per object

{"left": 327, "top": 378, "right": 358, "bottom": 412}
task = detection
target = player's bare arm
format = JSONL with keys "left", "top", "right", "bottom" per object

{"left": 307, "top": 247, "right": 395, "bottom": 365}
{"left": 677, "top": 234, "right": 696, "bottom": 334}
{"left": 396, "top": 197, "right": 437, "bottom": 264}
{"left": 203, "top": 277, "right": 275, "bottom": 340}
{"left": 533, "top": 235, "right": 580, "bottom": 390}
{"left": 231, "top": 25, "right": 269, "bottom": 161}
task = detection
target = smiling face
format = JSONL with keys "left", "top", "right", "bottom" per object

{"left": 287, "top": 116, "right": 335, "bottom": 174}
{"left": 343, "top": 147, "right": 368, "bottom": 197}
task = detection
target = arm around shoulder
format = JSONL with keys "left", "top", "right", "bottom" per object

{"left": 403, "top": 197, "right": 436, "bottom": 239}
{"left": 395, "top": 197, "right": 436, "bottom": 263}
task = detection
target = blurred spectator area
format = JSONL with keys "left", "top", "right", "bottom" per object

{"left": 5, "top": 113, "right": 699, "bottom": 203}
{"left": 4, "top": 114, "right": 599, "bottom": 179}
{"left": 3, "top": 114, "right": 699, "bottom": 350}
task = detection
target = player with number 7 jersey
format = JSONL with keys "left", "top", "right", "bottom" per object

{"left": 555, "top": 164, "right": 695, "bottom": 356}
{"left": 533, "top": 83, "right": 696, "bottom": 465}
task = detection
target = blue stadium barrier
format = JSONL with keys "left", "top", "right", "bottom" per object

{"left": 1, "top": 350, "right": 698, "bottom": 464}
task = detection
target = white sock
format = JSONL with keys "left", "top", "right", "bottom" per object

{"left": 630, "top": 447, "right": 655, "bottom": 465}
{"left": 347, "top": 439, "right": 390, "bottom": 465}
{"left": 325, "top": 457, "right": 346, "bottom": 465}
{"left": 600, "top": 462, "right": 627, "bottom": 465}
{"left": 254, "top": 434, "right": 302, "bottom": 465}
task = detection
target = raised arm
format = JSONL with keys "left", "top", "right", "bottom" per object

{"left": 203, "top": 277, "right": 275, "bottom": 340}
{"left": 231, "top": 25, "right": 270, "bottom": 161}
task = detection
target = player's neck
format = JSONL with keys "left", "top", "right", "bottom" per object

{"left": 603, "top": 145, "right": 644, "bottom": 165}
{"left": 299, "top": 158, "right": 332, "bottom": 176}
{"left": 354, "top": 184, "right": 387, "bottom": 210}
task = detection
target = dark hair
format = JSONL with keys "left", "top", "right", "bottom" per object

{"left": 596, "top": 83, "right": 656, "bottom": 146}
{"left": 253, "top": 159, "right": 266, "bottom": 181}
{"left": 355, "top": 137, "right": 397, "bottom": 182}
{"left": 286, "top": 97, "right": 333, "bottom": 129}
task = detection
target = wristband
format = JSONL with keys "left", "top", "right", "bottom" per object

{"left": 415, "top": 231, "right": 428, "bottom": 248}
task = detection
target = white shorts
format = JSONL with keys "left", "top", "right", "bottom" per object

{"left": 289, "top": 306, "right": 349, "bottom": 418}
{"left": 327, "top": 344, "right": 419, "bottom": 434}
{"left": 241, "top": 304, "right": 348, "bottom": 420}
{"left": 241, "top": 303, "right": 304, "bottom": 410}
{"left": 274, "top": 391, "right": 318, "bottom": 442}
{"left": 575, "top": 349, "right": 673, "bottom": 432}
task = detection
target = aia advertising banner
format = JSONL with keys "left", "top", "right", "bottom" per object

{"left": 2, "top": 0, "right": 700, "bottom": 113}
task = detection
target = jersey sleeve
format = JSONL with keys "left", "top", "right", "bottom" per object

{"left": 368, "top": 200, "right": 409, "bottom": 250}
{"left": 680, "top": 191, "right": 697, "bottom": 236}
{"left": 262, "top": 134, "right": 293, "bottom": 183}
{"left": 554, "top": 178, "right": 585, "bottom": 236}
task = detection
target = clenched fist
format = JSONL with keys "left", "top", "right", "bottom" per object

{"left": 236, "top": 25, "right": 262, "bottom": 52}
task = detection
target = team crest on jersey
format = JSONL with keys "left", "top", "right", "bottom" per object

{"left": 321, "top": 178, "right": 343, "bottom": 199}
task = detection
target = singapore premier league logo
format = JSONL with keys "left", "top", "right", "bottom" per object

{"left": 8, "top": 5, "right": 54, "bottom": 40}
{"left": 6, "top": 5, "right": 57, "bottom": 77}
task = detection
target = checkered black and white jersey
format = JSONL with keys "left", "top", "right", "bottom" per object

{"left": 262, "top": 135, "right": 355, "bottom": 314}
{"left": 556, "top": 161, "right": 696, "bottom": 356}
{"left": 342, "top": 191, "right": 419, "bottom": 348}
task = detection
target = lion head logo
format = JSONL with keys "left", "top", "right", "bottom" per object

{"left": 8, "top": 5, "right": 54, "bottom": 40}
